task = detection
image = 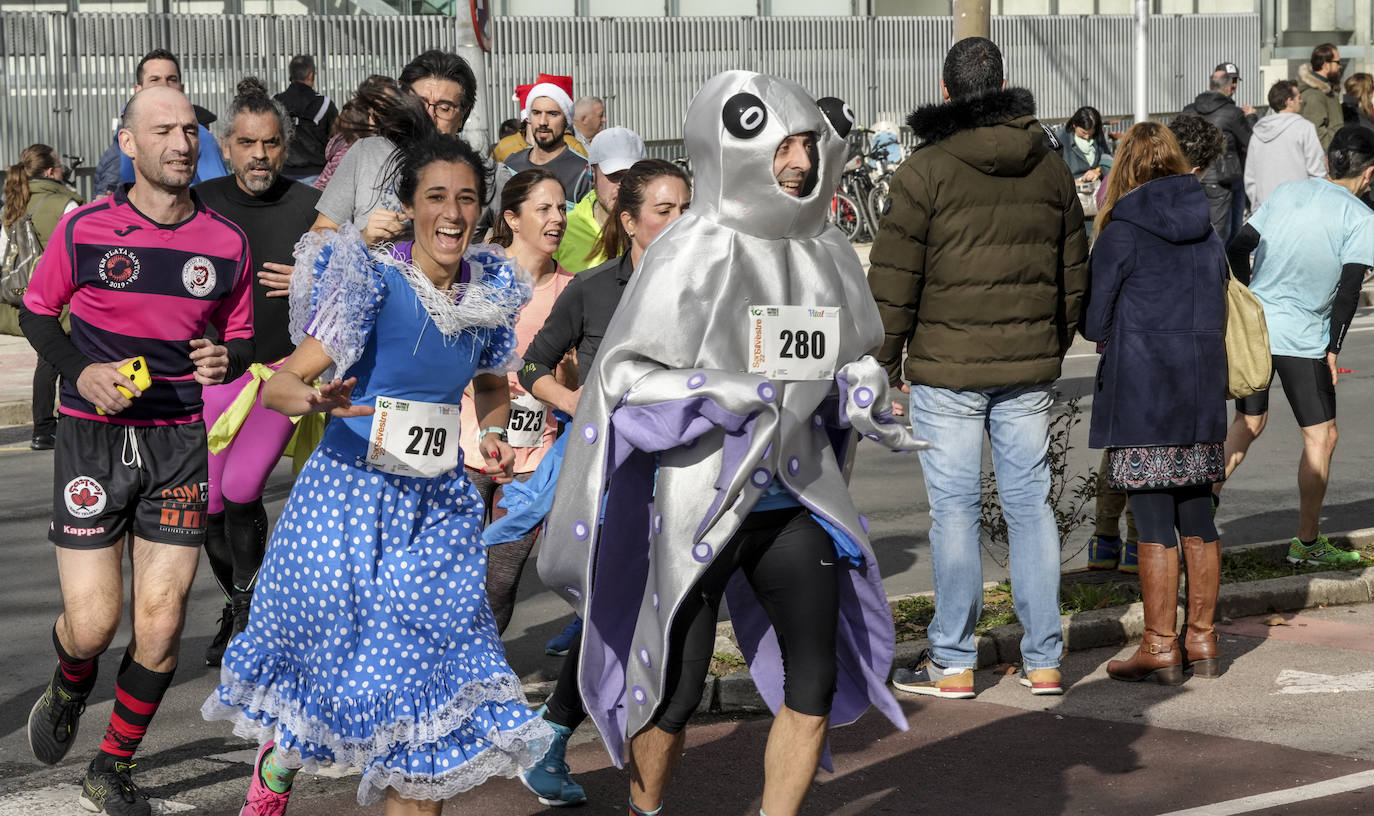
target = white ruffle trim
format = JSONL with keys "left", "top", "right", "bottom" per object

{"left": 288, "top": 224, "right": 384, "bottom": 380}
{"left": 356, "top": 717, "right": 554, "bottom": 805}
{"left": 378, "top": 241, "right": 531, "bottom": 339}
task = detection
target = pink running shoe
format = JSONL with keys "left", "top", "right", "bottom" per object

{"left": 240, "top": 740, "right": 292, "bottom": 816}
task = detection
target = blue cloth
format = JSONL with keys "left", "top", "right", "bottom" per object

{"left": 1247, "top": 178, "right": 1374, "bottom": 358}
{"left": 1082, "top": 174, "right": 1229, "bottom": 449}
{"left": 117, "top": 124, "right": 228, "bottom": 187}
{"left": 909, "top": 383, "right": 1063, "bottom": 671}
{"left": 203, "top": 233, "right": 548, "bottom": 806}
{"left": 482, "top": 418, "right": 569, "bottom": 547}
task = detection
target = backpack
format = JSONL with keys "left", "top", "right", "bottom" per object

{"left": 0, "top": 206, "right": 46, "bottom": 307}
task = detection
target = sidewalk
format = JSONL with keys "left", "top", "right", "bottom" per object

{"left": 0, "top": 334, "right": 36, "bottom": 427}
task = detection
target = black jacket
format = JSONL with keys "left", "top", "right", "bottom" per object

{"left": 1181, "top": 90, "right": 1256, "bottom": 185}
{"left": 518, "top": 253, "right": 633, "bottom": 391}
{"left": 274, "top": 81, "right": 338, "bottom": 176}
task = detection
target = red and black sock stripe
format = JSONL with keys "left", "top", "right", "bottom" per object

{"left": 95, "top": 652, "right": 174, "bottom": 767}
{"left": 53, "top": 625, "right": 98, "bottom": 697}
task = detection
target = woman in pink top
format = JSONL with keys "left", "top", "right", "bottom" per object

{"left": 461, "top": 167, "right": 575, "bottom": 632}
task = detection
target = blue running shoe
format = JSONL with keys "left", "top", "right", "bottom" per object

{"left": 1087, "top": 534, "right": 1122, "bottom": 570}
{"left": 545, "top": 616, "right": 583, "bottom": 657}
{"left": 521, "top": 709, "right": 587, "bottom": 807}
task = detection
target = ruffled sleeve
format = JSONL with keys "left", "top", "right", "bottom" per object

{"left": 464, "top": 243, "right": 532, "bottom": 377}
{"left": 288, "top": 222, "right": 388, "bottom": 379}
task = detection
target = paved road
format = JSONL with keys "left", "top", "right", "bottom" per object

{"left": 2, "top": 310, "right": 1374, "bottom": 814}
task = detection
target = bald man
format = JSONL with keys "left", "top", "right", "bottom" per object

{"left": 20, "top": 85, "right": 255, "bottom": 816}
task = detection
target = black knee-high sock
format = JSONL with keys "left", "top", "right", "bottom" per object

{"left": 53, "top": 625, "right": 99, "bottom": 697}
{"left": 204, "top": 511, "right": 232, "bottom": 598}
{"left": 94, "top": 652, "right": 174, "bottom": 770}
{"left": 222, "top": 497, "right": 268, "bottom": 593}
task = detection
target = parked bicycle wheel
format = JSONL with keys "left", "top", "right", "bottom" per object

{"left": 829, "top": 193, "right": 862, "bottom": 242}
{"left": 867, "top": 180, "right": 891, "bottom": 229}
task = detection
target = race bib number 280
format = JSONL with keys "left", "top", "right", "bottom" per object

{"left": 746, "top": 305, "right": 840, "bottom": 381}
{"left": 367, "top": 396, "right": 462, "bottom": 477}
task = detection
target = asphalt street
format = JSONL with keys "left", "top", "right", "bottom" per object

{"left": 1, "top": 310, "right": 1373, "bottom": 814}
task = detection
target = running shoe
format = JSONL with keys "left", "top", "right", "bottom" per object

{"left": 1286, "top": 534, "right": 1363, "bottom": 567}
{"left": 1018, "top": 667, "right": 1064, "bottom": 696}
{"left": 521, "top": 710, "right": 587, "bottom": 807}
{"left": 240, "top": 740, "right": 293, "bottom": 816}
{"left": 545, "top": 616, "right": 583, "bottom": 657}
{"left": 81, "top": 758, "right": 151, "bottom": 816}
{"left": 27, "top": 669, "right": 87, "bottom": 764}
{"left": 205, "top": 599, "right": 235, "bottom": 667}
{"left": 230, "top": 591, "right": 254, "bottom": 641}
{"left": 891, "top": 649, "right": 975, "bottom": 698}
{"left": 1086, "top": 534, "right": 1122, "bottom": 570}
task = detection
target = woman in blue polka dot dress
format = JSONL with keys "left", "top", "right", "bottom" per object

{"left": 202, "top": 123, "right": 554, "bottom": 815}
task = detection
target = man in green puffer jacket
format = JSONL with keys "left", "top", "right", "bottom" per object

{"left": 868, "top": 36, "right": 1088, "bottom": 701}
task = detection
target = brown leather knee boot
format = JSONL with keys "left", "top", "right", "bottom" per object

{"left": 1108, "top": 541, "right": 1184, "bottom": 685}
{"left": 1180, "top": 536, "right": 1221, "bottom": 678}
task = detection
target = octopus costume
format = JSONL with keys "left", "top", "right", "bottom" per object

{"left": 203, "top": 224, "right": 553, "bottom": 804}
{"left": 538, "top": 71, "right": 928, "bottom": 765}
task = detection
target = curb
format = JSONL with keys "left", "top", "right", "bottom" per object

{"left": 522, "top": 531, "right": 1374, "bottom": 714}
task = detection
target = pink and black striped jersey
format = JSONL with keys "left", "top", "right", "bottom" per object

{"left": 24, "top": 186, "right": 254, "bottom": 425}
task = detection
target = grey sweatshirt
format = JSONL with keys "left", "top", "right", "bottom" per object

{"left": 1244, "top": 112, "right": 1327, "bottom": 209}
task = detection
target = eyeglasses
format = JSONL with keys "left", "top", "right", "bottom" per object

{"left": 421, "top": 98, "right": 464, "bottom": 121}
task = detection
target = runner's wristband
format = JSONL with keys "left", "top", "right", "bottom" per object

{"left": 480, "top": 426, "right": 509, "bottom": 441}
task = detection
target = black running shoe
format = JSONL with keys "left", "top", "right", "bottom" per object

{"left": 229, "top": 590, "right": 253, "bottom": 641}
{"left": 27, "top": 670, "right": 87, "bottom": 765}
{"left": 205, "top": 599, "right": 235, "bottom": 667}
{"left": 81, "top": 759, "right": 151, "bottom": 816}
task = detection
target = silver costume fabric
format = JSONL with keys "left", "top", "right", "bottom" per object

{"left": 537, "top": 70, "right": 929, "bottom": 766}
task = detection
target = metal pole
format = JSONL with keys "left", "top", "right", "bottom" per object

{"left": 1134, "top": 0, "right": 1147, "bottom": 123}
{"left": 952, "top": 0, "right": 991, "bottom": 42}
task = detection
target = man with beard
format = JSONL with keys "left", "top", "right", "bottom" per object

{"left": 506, "top": 78, "right": 591, "bottom": 205}
{"left": 1300, "top": 43, "right": 1347, "bottom": 150}
{"left": 1182, "top": 61, "right": 1257, "bottom": 242}
{"left": 20, "top": 84, "right": 253, "bottom": 816}
{"left": 193, "top": 78, "right": 322, "bottom": 668}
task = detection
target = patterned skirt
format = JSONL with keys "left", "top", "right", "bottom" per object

{"left": 1107, "top": 442, "right": 1226, "bottom": 490}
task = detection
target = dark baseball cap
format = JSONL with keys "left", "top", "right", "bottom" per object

{"left": 1215, "top": 62, "right": 1241, "bottom": 80}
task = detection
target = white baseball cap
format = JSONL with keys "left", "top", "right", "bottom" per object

{"left": 588, "top": 127, "right": 647, "bottom": 175}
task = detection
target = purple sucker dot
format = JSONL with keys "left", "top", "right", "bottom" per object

{"left": 654, "top": 514, "right": 663, "bottom": 533}
{"left": 865, "top": 432, "right": 882, "bottom": 442}
{"left": 582, "top": 424, "right": 598, "bottom": 443}
{"left": 762, "top": 442, "right": 772, "bottom": 460}
{"left": 854, "top": 386, "right": 874, "bottom": 408}
{"left": 687, "top": 372, "right": 706, "bottom": 389}
{"left": 632, "top": 686, "right": 647, "bottom": 704}
{"left": 859, "top": 515, "right": 870, "bottom": 534}
{"left": 573, "top": 521, "right": 589, "bottom": 540}
{"left": 693, "top": 542, "right": 713, "bottom": 562}
{"left": 750, "top": 468, "right": 770, "bottom": 487}
{"left": 565, "top": 586, "right": 583, "bottom": 600}
{"left": 639, "top": 648, "right": 652, "bottom": 667}
{"left": 652, "top": 592, "right": 659, "bottom": 609}
{"left": 758, "top": 383, "right": 776, "bottom": 402}
{"left": 788, "top": 457, "right": 801, "bottom": 475}
{"left": 812, "top": 415, "right": 825, "bottom": 428}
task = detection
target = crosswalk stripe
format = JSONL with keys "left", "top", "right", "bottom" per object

{"left": 1154, "top": 769, "right": 1374, "bottom": 815}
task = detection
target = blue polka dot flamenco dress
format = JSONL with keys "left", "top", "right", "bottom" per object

{"left": 202, "top": 225, "right": 554, "bottom": 805}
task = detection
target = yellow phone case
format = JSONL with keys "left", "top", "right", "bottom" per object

{"left": 96, "top": 356, "right": 151, "bottom": 415}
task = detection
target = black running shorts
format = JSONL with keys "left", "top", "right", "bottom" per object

{"left": 50, "top": 416, "right": 210, "bottom": 549}
{"left": 1234, "top": 355, "right": 1337, "bottom": 428}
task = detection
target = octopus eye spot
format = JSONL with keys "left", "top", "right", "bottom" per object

{"left": 723, "top": 93, "right": 769, "bottom": 139}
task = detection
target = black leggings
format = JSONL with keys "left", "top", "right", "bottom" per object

{"left": 651, "top": 507, "right": 839, "bottom": 734}
{"left": 1125, "top": 485, "right": 1218, "bottom": 547}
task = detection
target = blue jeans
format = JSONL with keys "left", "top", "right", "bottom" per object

{"left": 909, "top": 383, "right": 1063, "bottom": 671}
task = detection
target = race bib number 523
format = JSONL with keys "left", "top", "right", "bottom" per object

{"left": 746, "top": 305, "right": 840, "bottom": 381}
{"left": 367, "top": 396, "right": 462, "bottom": 477}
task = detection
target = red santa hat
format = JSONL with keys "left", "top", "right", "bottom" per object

{"left": 517, "top": 73, "right": 574, "bottom": 122}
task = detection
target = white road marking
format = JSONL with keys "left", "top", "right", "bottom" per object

{"left": 1154, "top": 769, "right": 1374, "bottom": 815}
{"left": 0, "top": 785, "right": 195, "bottom": 814}
{"left": 1274, "top": 669, "right": 1374, "bottom": 694}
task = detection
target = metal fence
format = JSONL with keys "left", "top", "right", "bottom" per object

{"left": 489, "top": 13, "right": 1261, "bottom": 142}
{"left": 1, "top": 10, "right": 1259, "bottom": 196}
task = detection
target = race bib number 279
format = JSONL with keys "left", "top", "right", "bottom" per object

{"left": 746, "top": 305, "right": 840, "bottom": 381}
{"left": 367, "top": 396, "right": 462, "bottom": 478}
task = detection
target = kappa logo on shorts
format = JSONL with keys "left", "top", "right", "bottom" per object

{"left": 98, "top": 249, "right": 141, "bottom": 289}
{"left": 64, "top": 476, "right": 107, "bottom": 519}
{"left": 181, "top": 256, "right": 216, "bottom": 297}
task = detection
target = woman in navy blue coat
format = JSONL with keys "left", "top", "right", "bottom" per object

{"left": 1082, "top": 121, "right": 1229, "bottom": 686}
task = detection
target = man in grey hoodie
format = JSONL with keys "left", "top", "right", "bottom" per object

{"left": 1245, "top": 80, "right": 1327, "bottom": 209}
